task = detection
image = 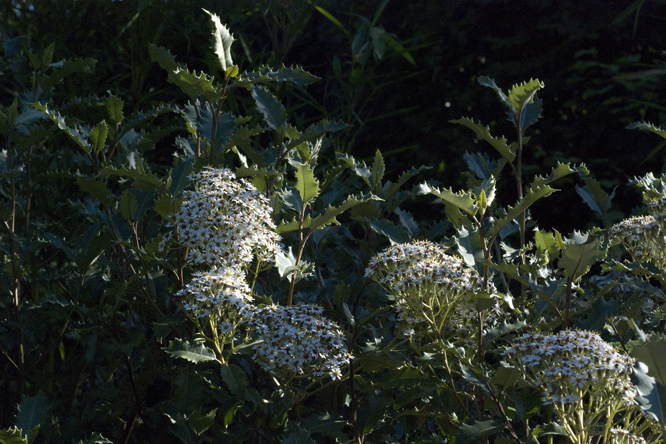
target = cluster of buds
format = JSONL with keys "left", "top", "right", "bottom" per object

{"left": 610, "top": 215, "right": 665, "bottom": 266}
{"left": 365, "top": 240, "right": 496, "bottom": 340}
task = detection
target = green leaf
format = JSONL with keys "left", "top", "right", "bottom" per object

{"left": 632, "top": 361, "right": 666, "bottom": 425}
{"left": 381, "top": 32, "right": 415, "bottom": 65}
{"left": 455, "top": 226, "right": 485, "bottom": 268}
{"left": 75, "top": 433, "right": 112, "bottom": 444}
{"left": 0, "top": 428, "right": 28, "bottom": 444}
{"left": 119, "top": 190, "right": 139, "bottom": 221}
{"left": 370, "top": 149, "right": 385, "bottom": 191}
{"left": 477, "top": 76, "right": 511, "bottom": 110}
{"left": 576, "top": 176, "right": 615, "bottom": 219}
{"left": 0, "top": 98, "right": 19, "bottom": 134}
{"left": 394, "top": 207, "right": 418, "bottom": 236}
{"left": 528, "top": 162, "right": 589, "bottom": 191}
{"left": 417, "top": 182, "right": 477, "bottom": 216}
{"left": 313, "top": 6, "right": 349, "bottom": 37}
{"left": 39, "top": 57, "right": 96, "bottom": 93}
{"left": 558, "top": 231, "right": 604, "bottom": 281}
{"left": 458, "top": 419, "right": 503, "bottom": 441}
{"left": 451, "top": 117, "right": 516, "bottom": 162}
{"left": 277, "top": 193, "right": 379, "bottom": 233}
{"left": 490, "top": 365, "right": 521, "bottom": 389}
{"left": 203, "top": 9, "right": 234, "bottom": 73}
{"left": 76, "top": 176, "right": 115, "bottom": 207}
{"left": 90, "top": 120, "right": 108, "bottom": 153}
{"left": 293, "top": 162, "right": 320, "bottom": 207}
{"left": 627, "top": 121, "right": 666, "bottom": 141}
{"left": 283, "top": 423, "right": 316, "bottom": 444}
{"left": 232, "top": 65, "right": 320, "bottom": 88}
{"left": 33, "top": 102, "right": 91, "bottom": 153}
{"left": 507, "top": 78, "right": 544, "bottom": 112}
{"left": 164, "top": 339, "right": 218, "bottom": 363}
{"left": 105, "top": 94, "right": 124, "bottom": 124}
{"left": 632, "top": 334, "right": 666, "bottom": 392}
{"left": 15, "top": 392, "right": 47, "bottom": 444}
{"left": 367, "top": 218, "right": 411, "bottom": 244}
{"left": 99, "top": 163, "right": 164, "bottom": 192}
{"left": 251, "top": 86, "right": 287, "bottom": 131}
{"left": 488, "top": 185, "right": 557, "bottom": 239}
{"left": 148, "top": 44, "right": 225, "bottom": 102}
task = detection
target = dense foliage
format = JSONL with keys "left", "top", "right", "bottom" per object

{"left": 3, "top": 1, "right": 666, "bottom": 443}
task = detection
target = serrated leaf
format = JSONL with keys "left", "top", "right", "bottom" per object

{"left": 558, "top": 231, "right": 603, "bottom": 280}
{"left": 90, "top": 120, "right": 108, "bottom": 153}
{"left": 99, "top": 163, "right": 164, "bottom": 192}
{"left": 293, "top": 162, "right": 320, "bottom": 206}
{"left": 477, "top": 76, "right": 511, "bottom": 109}
{"left": 251, "top": 86, "right": 286, "bottom": 131}
{"left": 458, "top": 419, "right": 503, "bottom": 439}
{"left": 32, "top": 102, "right": 91, "bottom": 153}
{"left": 394, "top": 207, "right": 418, "bottom": 236}
{"left": 488, "top": 185, "right": 557, "bottom": 239}
{"left": 631, "top": 361, "right": 666, "bottom": 425}
{"left": 528, "top": 162, "right": 589, "bottom": 191}
{"left": 576, "top": 176, "right": 615, "bottom": 218}
{"left": 148, "top": 44, "right": 225, "bottom": 102}
{"left": 16, "top": 392, "right": 47, "bottom": 444}
{"left": 627, "top": 121, "right": 666, "bottom": 141}
{"left": 632, "top": 334, "right": 666, "bottom": 392}
{"left": 370, "top": 149, "right": 385, "bottom": 191}
{"left": 105, "top": 94, "right": 124, "bottom": 124}
{"left": 232, "top": 64, "right": 320, "bottom": 88}
{"left": 507, "top": 78, "right": 544, "bottom": 112}
{"left": 367, "top": 218, "right": 411, "bottom": 244}
{"left": 220, "top": 364, "right": 248, "bottom": 398}
{"left": 76, "top": 176, "right": 115, "bottom": 207}
{"left": 455, "top": 226, "right": 485, "bottom": 268}
{"left": 277, "top": 193, "right": 380, "bottom": 233}
{"left": 451, "top": 117, "right": 516, "bottom": 162}
{"left": 0, "top": 427, "right": 28, "bottom": 444}
{"left": 417, "top": 182, "right": 477, "bottom": 216}
{"left": 203, "top": 9, "right": 234, "bottom": 73}
{"left": 164, "top": 339, "right": 217, "bottom": 363}
{"left": 39, "top": 57, "right": 96, "bottom": 93}
{"left": 119, "top": 190, "right": 138, "bottom": 221}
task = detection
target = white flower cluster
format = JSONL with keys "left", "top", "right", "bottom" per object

{"left": 176, "top": 266, "right": 252, "bottom": 334}
{"left": 610, "top": 215, "right": 663, "bottom": 264}
{"left": 249, "top": 304, "right": 351, "bottom": 380}
{"left": 610, "top": 428, "right": 647, "bottom": 444}
{"left": 164, "top": 167, "right": 280, "bottom": 267}
{"left": 365, "top": 241, "right": 494, "bottom": 333}
{"left": 503, "top": 329, "right": 637, "bottom": 407}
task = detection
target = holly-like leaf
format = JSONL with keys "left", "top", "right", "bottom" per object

{"left": 39, "top": 57, "right": 96, "bottom": 93}
{"left": 627, "top": 121, "right": 666, "bottom": 141}
{"left": 632, "top": 334, "right": 666, "bottom": 394}
{"left": 90, "top": 120, "right": 108, "bottom": 153}
{"left": 164, "top": 339, "right": 218, "bottom": 363}
{"left": 507, "top": 78, "right": 544, "bottom": 112}
{"left": 417, "top": 182, "right": 477, "bottom": 216}
{"left": 451, "top": 117, "right": 516, "bottom": 162}
{"left": 488, "top": 185, "right": 557, "bottom": 239}
{"left": 32, "top": 102, "right": 91, "bottom": 153}
{"left": 558, "top": 231, "right": 604, "bottom": 281}
{"left": 105, "top": 94, "right": 124, "bottom": 125}
{"left": 220, "top": 364, "right": 248, "bottom": 398}
{"left": 293, "top": 162, "right": 320, "bottom": 207}
{"left": 528, "top": 162, "right": 589, "bottom": 192}
{"left": 16, "top": 392, "right": 47, "bottom": 444}
{"left": 277, "top": 193, "right": 380, "bottom": 233}
{"left": 576, "top": 176, "right": 615, "bottom": 219}
{"left": 370, "top": 149, "right": 385, "bottom": 191}
{"left": 203, "top": 9, "right": 234, "bottom": 73}
{"left": 232, "top": 64, "right": 320, "bottom": 88}
{"left": 0, "top": 428, "right": 28, "bottom": 444}
{"left": 251, "top": 86, "right": 286, "bottom": 131}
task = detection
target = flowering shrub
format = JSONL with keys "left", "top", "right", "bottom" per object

{"left": 4, "top": 9, "right": 666, "bottom": 444}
